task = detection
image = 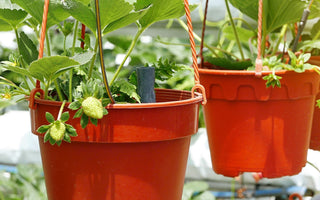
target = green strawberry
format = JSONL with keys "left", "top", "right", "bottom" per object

{"left": 49, "top": 120, "right": 66, "bottom": 141}
{"left": 81, "top": 96, "right": 103, "bottom": 119}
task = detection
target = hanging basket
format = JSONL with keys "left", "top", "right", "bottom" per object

{"left": 309, "top": 56, "right": 320, "bottom": 151}
{"left": 30, "top": 89, "right": 202, "bottom": 200}
{"left": 199, "top": 67, "right": 319, "bottom": 177}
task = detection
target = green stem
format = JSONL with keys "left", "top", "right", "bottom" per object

{"left": 57, "top": 100, "right": 66, "bottom": 120}
{"left": 225, "top": 0, "right": 244, "bottom": 60}
{"left": 307, "top": 161, "right": 320, "bottom": 174}
{"left": 54, "top": 80, "right": 64, "bottom": 101}
{"left": 69, "top": 21, "right": 79, "bottom": 102}
{"left": 271, "top": 24, "right": 288, "bottom": 56}
{"left": 63, "top": 36, "right": 67, "bottom": 55}
{"left": 177, "top": 19, "right": 224, "bottom": 58}
{"left": 110, "top": 28, "right": 144, "bottom": 86}
{"left": 45, "top": 31, "right": 51, "bottom": 56}
{"left": 72, "top": 21, "right": 79, "bottom": 56}
{"left": 88, "top": 39, "right": 99, "bottom": 79}
{"left": 231, "top": 178, "right": 235, "bottom": 200}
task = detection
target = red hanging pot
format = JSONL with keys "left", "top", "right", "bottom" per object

{"left": 29, "top": 88, "right": 202, "bottom": 200}
{"left": 309, "top": 56, "right": 320, "bottom": 151}
{"left": 199, "top": 67, "right": 320, "bottom": 178}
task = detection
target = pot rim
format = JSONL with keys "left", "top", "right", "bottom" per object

{"left": 199, "top": 68, "right": 316, "bottom": 76}
{"left": 31, "top": 88, "right": 203, "bottom": 109}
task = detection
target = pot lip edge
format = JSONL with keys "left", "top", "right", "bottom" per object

{"left": 29, "top": 88, "right": 203, "bottom": 109}
{"left": 198, "top": 68, "right": 316, "bottom": 76}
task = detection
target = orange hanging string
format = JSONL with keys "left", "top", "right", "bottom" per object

{"left": 37, "top": 0, "right": 50, "bottom": 88}
{"left": 255, "top": 0, "right": 263, "bottom": 77}
{"left": 183, "top": 0, "right": 207, "bottom": 105}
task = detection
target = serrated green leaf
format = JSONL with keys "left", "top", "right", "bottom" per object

{"left": 103, "top": 5, "right": 150, "bottom": 34}
{"left": 229, "top": 0, "right": 307, "bottom": 34}
{"left": 12, "top": 0, "right": 70, "bottom": 28}
{"left": 72, "top": 51, "right": 95, "bottom": 65}
{"left": 60, "top": 112, "right": 70, "bottom": 122}
{"left": 0, "top": 18, "right": 12, "bottom": 31}
{"left": 103, "top": 108, "right": 108, "bottom": 115}
{"left": 37, "top": 125, "right": 51, "bottom": 133}
{"left": 102, "top": 98, "right": 111, "bottom": 106}
{"left": 18, "top": 31, "right": 38, "bottom": 65}
{"left": 90, "top": 117, "right": 98, "bottom": 126}
{"left": 56, "top": 140, "right": 62, "bottom": 146}
{"left": 69, "top": 101, "right": 82, "bottom": 110}
{"left": 80, "top": 113, "right": 89, "bottom": 128}
{"left": 44, "top": 131, "right": 51, "bottom": 142}
{"left": 62, "top": 0, "right": 96, "bottom": 33}
{"left": 136, "top": 0, "right": 196, "bottom": 29}
{"left": 74, "top": 108, "right": 83, "bottom": 118}
{"left": 2, "top": 64, "right": 32, "bottom": 77}
{"left": 29, "top": 56, "right": 79, "bottom": 83}
{"left": 45, "top": 112, "right": 55, "bottom": 123}
{"left": 222, "top": 26, "right": 255, "bottom": 43}
{"left": 49, "top": 137, "right": 56, "bottom": 145}
{"left": 66, "top": 124, "right": 78, "bottom": 136}
{"left": 64, "top": 133, "right": 71, "bottom": 143}
{"left": 112, "top": 79, "right": 141, "bottom": 102}
{"left": 0, "top": 8, "right": 27, "bottom": 28}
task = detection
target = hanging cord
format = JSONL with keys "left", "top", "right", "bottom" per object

{"left": 94, "top": 0, "right": 115, "bottom": 104}
{"left": 199, "top": 0, "right": 209, "bottom": 68}
{"left": 184, "top": 0, "right": 207, "bottom": 105}
{"left": 255, "top": 0, "right": 263, "bottom": 77}
{"left": 29, "top": 0, "right": 49, "bottom": 109}
{"left": 36, "top": 0, "right": 50, "bottom": 88}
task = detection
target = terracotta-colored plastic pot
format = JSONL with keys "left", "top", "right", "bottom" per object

{"left": 30, "top": 88, "right": 202, "bottom": 200}
{"left": 199, "top": 67, "right": 320, "bottom": 178}
{"left": 309, "top": 56, "right": 320, "bottom": 151}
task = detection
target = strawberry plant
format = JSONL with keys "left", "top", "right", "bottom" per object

{"left": 0, "top": 0, "right": 196, "bottom": 145}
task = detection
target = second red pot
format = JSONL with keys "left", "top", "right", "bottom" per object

{"left": 200, "top": 68, "right": 320, "bottom": 178}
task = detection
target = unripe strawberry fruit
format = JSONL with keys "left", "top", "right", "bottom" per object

{"left": 81, "top": 96, "right": 103, "bottom": 119}
{"left": 49, "top": 120, "right": 66, "bottom": 141}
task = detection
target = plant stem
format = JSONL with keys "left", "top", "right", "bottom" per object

{"left": 177, "top": 19, "right": 224, "bottom": 58}
{"left": 57, "top": 100, "right": 66, "bottom": 120}
{"left": 110, "top": 28, "right": 144, "bottom": 86}
{"left": 224, "top": 0, "right": 245, "bottom": 60}
{"left": 69, "top": 21, "right": 79, "bottom": 102}
{"left": 272, "top": 24, "right": 288, "bottom": 56}
{"left": 72, "top": 21, "right": 79, "bottom": 56}
{"left": 307, "top": 161, "right": 320, "bottom": 174}
{"left": 88, "top": 39, "right": 99, "bottom": 79}
{"left": 54, "top": 80, "right": 64, "bottom": 101}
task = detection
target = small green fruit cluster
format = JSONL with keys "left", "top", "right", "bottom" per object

{"left": 37, "top": 112, "right": 78, "bottom": 146}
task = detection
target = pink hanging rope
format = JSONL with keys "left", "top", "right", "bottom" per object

{"left": 36, "top": 0, "right": 50, "bottom": 88}
{"left": 255, "top": 0, "right": 263, "bottom": 77}
{"left": 183, "top": 0, "right": 207, "bottom": 105}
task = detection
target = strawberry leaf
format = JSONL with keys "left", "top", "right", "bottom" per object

{"left": 74, "top": 108, "right": 83, "bottom": 118}
{"left": 0, "top": 8, "right": 27, "bottom": 28}
{"left": 60, "top": 112, "right": 70, "bottom": 122}
{"left": 44, "top": 132, "right": 51, "bottom": 142}
{"left": 80, "top": 114, "right": 89, "bottom": 129}
{"left": 45, "top": 112, "right": 55, "bottom": 123}
{"left": 64, "top": 134, "right": 71, "bottom": 143}
{"left": 29, "top": 56, "right": 79, "bottom": 83}
{"left": 69, "top": 101, "right": 82, "bottom": 110}
{"left": 37, "top": 125, "right": 51, "bottom": 133}
{"left": 90, "top": 117, "right": 98, "bottom": 126}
